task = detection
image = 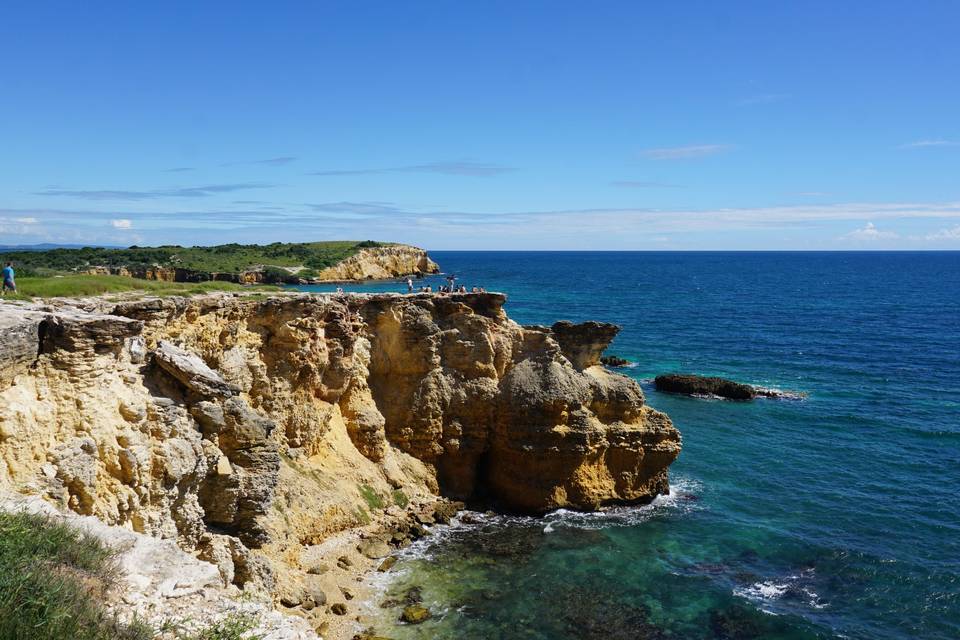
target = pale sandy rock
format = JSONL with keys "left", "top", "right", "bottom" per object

{"left": 314, "top": 245, "right": 439, "bottom": 281}
{"left": 0, "top": 290, "right": 681, "bottom": 640}
{"left": 0, "top": 492, "right": 317, "bottom": 639}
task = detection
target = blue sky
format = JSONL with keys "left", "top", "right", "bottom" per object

{"left": 1, "top": 1, "right": 959, "bottom": 250}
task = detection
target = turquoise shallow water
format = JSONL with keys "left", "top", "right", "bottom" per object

{"left": 296, "top": 252, "right": 960, "bottom": 640}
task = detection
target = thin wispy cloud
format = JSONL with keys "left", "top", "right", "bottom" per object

{"left": 35, "top": 183, "right": 275, "bottom": 201}
{"left": 307, "top": 201, "right": 405, "bottom": 216}
{"left": 734, "top": 93, "right": 789, "bottom": 106}
{"left": 899, "top": 139, "right": 958, "bottom": 149}
{"left": 925, "top": 225, "right": 960, "bottom": 241}
{"left": 840, "top": 221, "right": 898, "bottom": 242}
{"left": 7, "top": 200, "right": 960, "bottom": 247}
{"left": 611, "top": 180, "right": 683, "bottom": 189}
{"left": 639, "top": 144, "right": 733, "bottom": 160}
{"left": 163, "top": 167, "right": 195, "bottom": 173}
{"left": 308, "top": 160, "right": 516, "bottom": 177}
{"left": 221, "top": 156, "right": 298, "bottom": 166}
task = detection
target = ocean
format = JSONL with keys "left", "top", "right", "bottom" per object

{"left": 295, "top": 252, "right": 960, "bottom": 640}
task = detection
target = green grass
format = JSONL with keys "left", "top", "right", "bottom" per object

{"left": 392, "top": 489, "right": 410, "bottom": 509}
{"left": 159, "top": 613, "right": 262, "bottom": 640}
{"left": 188, "top": 613, "right": 262, "bottom": 640}
{"left": 0, "top": 510, "right": 152, "bottom": 640}
{"left": 1, "top": 275, "right": 280, "bottom": 301}
{"left": 358, "top": 484, "right": 386, "bottom": 511}
{"left": 1, "top": 240, "right": 389, "bottom": 278}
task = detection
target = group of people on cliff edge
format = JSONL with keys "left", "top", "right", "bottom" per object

{"left": 406, "top": 276, "right": 485, "bottom": 295}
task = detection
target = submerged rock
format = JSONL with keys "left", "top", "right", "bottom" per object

{"left": 400, "top": 604, "right": 431, "bottom": 624}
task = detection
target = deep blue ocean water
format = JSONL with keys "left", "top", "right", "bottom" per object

{"left": 296, "top": 252, "right": 960, "bottom": 640}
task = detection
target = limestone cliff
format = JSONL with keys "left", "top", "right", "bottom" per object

{"left": 313, "top": 245, "right": 439, "bottom": 281}
{"left": 0, "top": 291, "right": 679, "bottom": 605}
{"left": 82, "top": 244, "right": 440, "bottom": 283}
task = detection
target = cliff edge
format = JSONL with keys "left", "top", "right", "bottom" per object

{"left": 313, "top": 245, "right": 439, "bottom": 282}
{"left": 3, "top": 240, "right": 440, "bottom": 284}
{"left": 0, "top": 291, "right": 680, "bottom": 630}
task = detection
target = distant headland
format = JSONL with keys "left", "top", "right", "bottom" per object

{"left": 0, "top": 240, "right": 440, "bottom": 285}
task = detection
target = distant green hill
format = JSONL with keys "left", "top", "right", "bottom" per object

{"left": 1, "top": 240, "right": 385, "bottom": 281}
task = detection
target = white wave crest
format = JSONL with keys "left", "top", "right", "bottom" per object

{"left": 734, "top": 568, "right": 826, "bottom": 611}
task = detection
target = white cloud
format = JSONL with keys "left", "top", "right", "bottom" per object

{"left": 841, "top": 222, "right": 898, "bottom": 242}
{"left": 111, "top": 219, "right": 133, "bottom": 229}
{"left": 6, "top": 200, "right": 960, "bottom": 248}
{"left": 14, "top": 217, "right": 37, "bottom": 224}
{"left": 899, "top": 139, "right": 958, "bottom": 149}
{"left": 925, "top": 225, "right": 960, "bottom": 241}
{"left": 639, "top": 144, "right": 733, "bottom": 160}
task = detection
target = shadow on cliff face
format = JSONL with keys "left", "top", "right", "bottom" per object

{"left": 357, "top": 295, "right": 681, "bottom": 514}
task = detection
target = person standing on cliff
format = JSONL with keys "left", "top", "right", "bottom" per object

{"left": 1, "top": 262, "right": 15, "bottom": 296}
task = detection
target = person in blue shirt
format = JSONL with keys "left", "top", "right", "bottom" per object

{"left": 2, "top": 262, "right": 15, "bottom": 295}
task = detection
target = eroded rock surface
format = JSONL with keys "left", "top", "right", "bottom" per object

{"left": 0, "top": 291, "right": 680, "bottom": 612}
{"left": 314, "top": 245, "right": 439, "bottom": 281}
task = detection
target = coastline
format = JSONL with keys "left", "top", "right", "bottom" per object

{"left": 0, "top": 287, "right": 679, "bottom": 638}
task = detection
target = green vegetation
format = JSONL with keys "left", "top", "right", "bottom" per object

{"left": 190, "top": 613, "right": 261, "bottom": 640}
{"left": 358, "top": 484, "right": 386, "bottom": 511}
{"left": 1, "top": 241, "right": 387, "bottom": 278}
{"left": 165, "top": 613, "right": 262, "bottom": 640}
{"left": 1, "top": 275, "right": 280, "bottom": 301}
{"left": 0, "top": 510, "right": 152, "bottom": 640}
{"left": 0, "top": 511, "right": 268, "bottom": 640}
{"left": 391, "top": 489, "right": 410, "bottom": 509}
{"left": 355, "top": 507, "right": 372, "bottom": 526}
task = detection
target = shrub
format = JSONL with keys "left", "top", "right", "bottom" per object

{"left": 186, "top": 613, "right": 262, "bottom": 640}
{"left": 260, "top": 266, "right": 293, "bottom": 284}
{"left": 0, "top": 511, "right": 152, "bottom": 640}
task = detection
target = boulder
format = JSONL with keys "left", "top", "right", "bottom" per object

{"left": 154, "top": 340, "right": 240, "bottom": 398}
{"left": 600, "top": 355, "right": 632, "bottom": 367}
{"left": 400, "top": 605, "right": 431, "bottom": 624}
{"left": 358, "top": 538, "right": 391, "bottom": 559}
{"left": 377, "top": 556, "right": 398, "bottom": 572}
{"left": 654, "top": 374, "right": 756, "bottom": 400}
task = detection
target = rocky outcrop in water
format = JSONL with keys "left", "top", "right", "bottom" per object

{"left": 0, "top": 291, "right": 680, "bottom": 610}
{"left": 655, "top": 374, "right": 757, "bottom": 400}
{"left": 654, "top": 373, "right": 804, "bottom": 400}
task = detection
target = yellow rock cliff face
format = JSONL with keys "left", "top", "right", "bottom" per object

{"left": 83, "top": 244, "right": 440, "bottom": 283}
{"left": 0, "top": 292, "right": 680, "bottom": 595}
{"left": 313, "top": 245, "right": 439, "bottom": 281}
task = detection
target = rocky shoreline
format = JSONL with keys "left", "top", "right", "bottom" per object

{"left": 0, "top": 290, "right": 680, "bottom": 637}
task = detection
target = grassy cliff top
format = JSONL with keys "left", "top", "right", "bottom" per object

{"left": 1, "top": 240, "right": 389, "bottom": 277}
{"left": 1, "top": 275, "right": 281, "bottom": 301}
